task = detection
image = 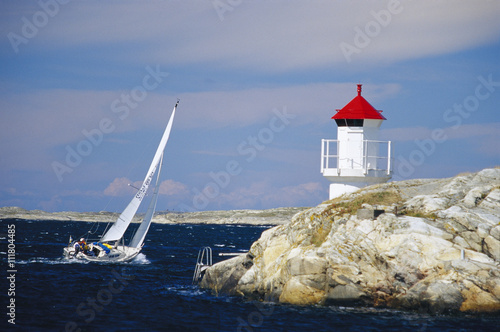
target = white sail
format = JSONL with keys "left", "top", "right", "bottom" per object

{"left": 100, "top": 103, "right": 177, "bottom": 243}
{"left": 129, "top": 153, "right": 163, "bottom": 248}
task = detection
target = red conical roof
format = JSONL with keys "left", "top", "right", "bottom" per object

{"left": 332, "top": 84, "right": 386, "bottom": 120}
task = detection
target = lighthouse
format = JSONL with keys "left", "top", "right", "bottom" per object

{"left": 321, "top": 84, "right": 392, "bottom": 200}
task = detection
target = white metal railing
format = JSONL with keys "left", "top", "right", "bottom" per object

{"left": 192, "top": 246, "right": 212, "bottom": 284}
{"left": 321, "top": 139, "right": 392, "bottom": 175}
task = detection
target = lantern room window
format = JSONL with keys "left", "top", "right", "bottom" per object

{"left": 335, "top": 119, "right": 364, "bottom": 127}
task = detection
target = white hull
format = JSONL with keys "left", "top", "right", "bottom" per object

{"left": 63, "top": 244, "right": 142, "bottom": 263}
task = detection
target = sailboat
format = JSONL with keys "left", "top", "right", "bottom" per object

{"left": 63, "top": 101, "right": 178, "bottom": 262}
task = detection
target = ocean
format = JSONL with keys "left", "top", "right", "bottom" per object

{"left": 1, "top": 219, "right": 498, "bottom": 331}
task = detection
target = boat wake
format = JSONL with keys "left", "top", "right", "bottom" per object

{"left": 13, "top": 254, "right": 151, "bottom": 266}
{"left": 16, "top": 257, "right": 90, "bottom": 265}
{"left": 129, "top": 253, "right": 150, "bottom": 265}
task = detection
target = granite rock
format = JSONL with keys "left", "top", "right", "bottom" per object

{"left": 201, "top": 168, "right": 500, "bottom": 314}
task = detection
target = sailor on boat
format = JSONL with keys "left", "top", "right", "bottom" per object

{"left": 73, "top": 238, "right": 86, "bottom": 255}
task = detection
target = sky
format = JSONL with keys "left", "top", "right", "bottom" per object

{"left": 0, "top": 0, "right": 499, "bottom": 213}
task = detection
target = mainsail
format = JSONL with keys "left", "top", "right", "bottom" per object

{"left": 100, "top": 102, "right": 177, "bottom": 243}
{"left": 129, "top": 153, "right": 163, "bottom": 248}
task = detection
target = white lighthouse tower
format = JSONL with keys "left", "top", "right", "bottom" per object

{"left": 321, "top": 84, "right": 392, "bottom": 200}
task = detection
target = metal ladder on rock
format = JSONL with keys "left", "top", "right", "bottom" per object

{"left": 192, "top": 246, "right": 212, "bottom": 284}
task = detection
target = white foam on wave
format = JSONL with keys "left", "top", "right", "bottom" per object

{"left": 17, "top": 257, "right": 89, "bottom": 265}
{"left": 17, "top": 254, "right": 151, "bottom": 265}
{"left": 130, "top": 253, "right": 151, "bottom": 265}
{"left": 162, "top": 284, "right": 206, "bottom": 297}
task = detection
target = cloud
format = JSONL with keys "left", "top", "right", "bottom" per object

{"left": 142, "top": 1, "right": 500, "bottom": 70}
{"left": 159, "top": 179, "right": 189, "bottom": 196}
{"left": 39, "top": 195, "right": 62, "bottom": 212}
{"left": 443, "top": 123, "right": 500, "bottom": 141}
{"left": 211, "top": 181, "right": 325, "bottom": 209}
{"left": 104, "top": 177, "right": 189, "bottom": 198}
{"left": 0, "top": 89, "right": 128, "bottom": 172}
{"left": 3, "top": 1, "right": 499, "bottom": 71}
{"left": 0, "top": 82, "right": 399, "bottom": 173}
{"left": 4, "top": 187, "right": 35, "bottom": 197}
{"left": 381, "top": 122, "right": 500, "bottom": 142}
{"left": 166, "top": 82, "right": 401, "bottom": 129}
{"left": 37, "top": 189, "right": 103, "bottom": 211}
{"left": 274, "top": 182, "right": 326, "bottom": 207}
{"left": 103, "top": 177, "right": 138, "bottom": 197}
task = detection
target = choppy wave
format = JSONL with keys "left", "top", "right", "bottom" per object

{"left": 162, "top": 284, "right": 207, "bottom": 297}
{"left": 130, "top": 253, "right": 150, "bottom": 265}
{"left": 13, "top": 254, "right": 150, "bottom": 266}
{"left": 16, "top": 257, "right": 90, "bottom": 265}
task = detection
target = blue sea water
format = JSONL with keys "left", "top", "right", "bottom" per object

{"left": 0, "top": 219, "right": 499, "bottom": 331}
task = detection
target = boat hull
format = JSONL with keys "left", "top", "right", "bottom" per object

{"left": 63, "top": 245, "right": 142, "bottom": 263}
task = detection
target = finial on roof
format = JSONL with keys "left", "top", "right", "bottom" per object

{"left": 357, "top": 84, "right": 362, "bottom": 96}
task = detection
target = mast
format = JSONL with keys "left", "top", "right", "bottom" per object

{"left": 100, "top": 101, "right": 178, "bottom": 243}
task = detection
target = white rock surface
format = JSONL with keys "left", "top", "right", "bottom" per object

{"left": 201, "top": 168, "right": 500, "bottom": 313}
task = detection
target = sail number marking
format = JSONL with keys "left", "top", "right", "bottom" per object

{"left": 135, "top": 170, "right": 155, "bottom": 201}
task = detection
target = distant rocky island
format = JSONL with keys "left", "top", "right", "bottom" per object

{"left": 200, "top": 168, "right": 500, "bottom": 314}
{"left": 0, "top": 206, "right": 307, "bottom": 225}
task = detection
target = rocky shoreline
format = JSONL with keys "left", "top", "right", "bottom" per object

{"left": 200, "top": 168, "right": 500, "bottom": 314}
{"left": 0, "top": 206, "right": 307, "bottom": 225}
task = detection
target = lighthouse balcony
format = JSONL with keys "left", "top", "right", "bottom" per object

{"left": 320, "top": 139, "right": 392, "bottom": 182}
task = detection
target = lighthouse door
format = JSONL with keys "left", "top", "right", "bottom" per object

{"left": 338, "top": 130, "right": 363, "bottom": 170}
{"left": 346, "top": 130, "right": 363, "bottom": 170}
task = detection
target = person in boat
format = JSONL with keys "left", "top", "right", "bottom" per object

{"left": 74, "top": 238, "right": 87, "bottom": 255}
{"left": 82, "top": 242, "right": 93, "bottom": 256}
{"left": 90, "top": 242, "right": 112, "bottom": 256}
{"left": 82, "top": 243, "right": 97, "bottom": 256}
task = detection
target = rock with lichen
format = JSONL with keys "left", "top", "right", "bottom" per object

{"left": 200, "top": 168, "right": 500, "bottom": 314}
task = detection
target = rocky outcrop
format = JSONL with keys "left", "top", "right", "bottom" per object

{"left": 0, "top": 206, "right": 305, "bottom": 225}
{"left": 154, "top": 207, "right": 306, "bottom": 225}
{"left": 200, "top": 168, "right": 500, "bottom": 314}
{"left": 0, "top": 207, "right": 125, "bottom": 223}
